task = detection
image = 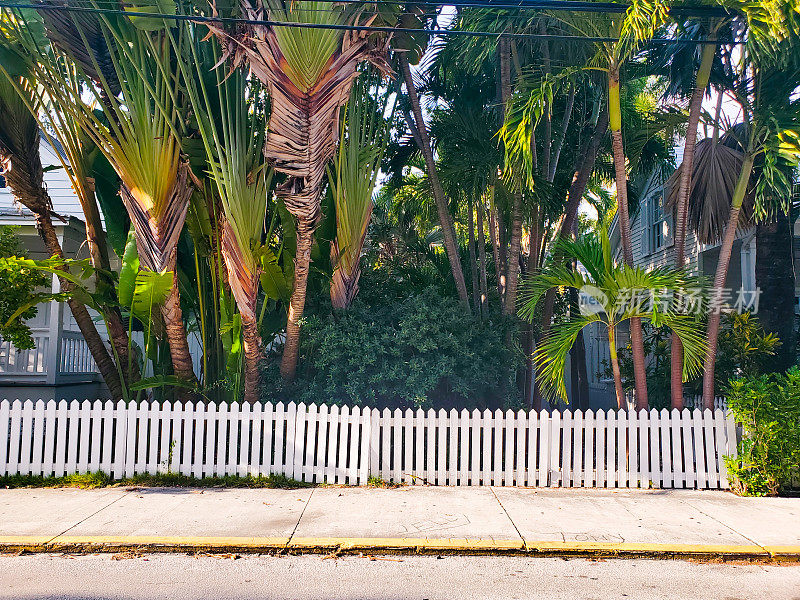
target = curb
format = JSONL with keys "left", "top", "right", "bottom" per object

{"left": 2, "top": 537, "right": 799, "bottom": 561}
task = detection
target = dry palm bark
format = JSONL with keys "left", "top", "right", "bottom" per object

{"left": 210, "top": 0, "right": 391, "bottom": 380}
{"left": 0, "top": 96, "right": 123, "bottom": 398}
{"left": 120, "top": 165, "right": 196, "bottom": 385}
{"left": 220, "top": 220, "right": 261, "bottom": 402}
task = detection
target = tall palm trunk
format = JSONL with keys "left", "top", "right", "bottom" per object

{"left": 488, "top": 187, "right": 503, "bottom": 300}
{"left": 78, "top": 179, "right": 139, "bottom": 386}
{"left": 609, "top": 68, "right": 648, "bottom": 410}
{"left": 670, "top": 42, "right": 716, "bottom": 410}
{"left": 399, "top": 54, "right": 470, "bottom": 309}
{"left": 467, "top": 198, "right": 480, "bottom": 310}
{"left": 280, "top": 222, "right": 314, "bottom": 380}
{"left": 220, "top": 220, "right": 263, "bottom": 403}
{"left": 499, "top": 38, "right": 522, "bottom": 317}
{"left": 702, "top": 153, "right": 756, "bottom": 407}
{"left": 476, "top": 196, "right": 489, "bottom": 318}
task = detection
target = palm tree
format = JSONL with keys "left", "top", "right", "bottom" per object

{"left": 0, "top": 71, "right": 124, "bottom": 398}
{"left": 553, "top": 0, "right": 670, "bottom": 409}
{"left": 518, "top": 231, "right": 706, "bottom": 408}
{"left": 11, "top": 6, "right": 199, "bottom": 387}
{"left": 686, "top": 56, "right": 800, "bottom": 406}
{"left": 209, "top": 0, "right": 392, "bottom": 381}
{"left": 180, "top": 32, "right": 272, "bottom": 403}
{"left": 657, "top": 19, "right": 722, "bottom": 409}
{"left": 328, "top": 75, "right": 393, "bottom": 310}
{"left": 398, "top": 53, "right": 471, "bottom": 309}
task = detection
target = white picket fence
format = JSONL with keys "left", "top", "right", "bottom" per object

{"left": 0, "top": 399, "right": 738, "bottom": 489}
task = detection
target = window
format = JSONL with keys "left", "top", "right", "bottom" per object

{"left": 646, "top": 189, "right": 673, "bottom": 253}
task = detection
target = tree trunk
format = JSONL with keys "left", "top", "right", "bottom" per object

{"left": 2, "top": 134, "right": 124, "bottom": 398}
{"left": 549, "top": 82, "right": 576, "bottom": 183}
{"left": 35, "top": 212, "right": 124, "bottom": 399}
{"left": 79, "top": 182, "right": 139, "bottom": 386}
{"left": 609, "top": 69, "right": 648, "bottom": 410}
{"left": 499, "top": 38, "right": 522, "bottom": 317}
{"left": 488, "top": 189, "right": 504, "bottom": 302}
{"left": 476, "top": 195, "right": 489, "bottom": 318}
{"left": 280, "top": 221, "right": 314, "bottom": 380}
{"left": 160, "top": 255, "right": 197, "bottom": 387}
{"left": 608, "top": 324, "right": 626, "bottom": 410}
{"left": 504, "top": 194, "right": 523, "bottom": 316}
{"left": 702, "top": 153, "right": 756, "bottom": 407}
{"left": 755, "top": 209, "right": 796, "bottom": 372}
{"left": 241, "top": 314, "right": 261, "bottom": 404}
{"left": 398, "top": 53, "right": 470, "bottom": 309}
{"left": 670, "top": 42, "right": 716, "bottom": 410}
{"left": 467, "top": 198, "right": 480, "bottom": 311}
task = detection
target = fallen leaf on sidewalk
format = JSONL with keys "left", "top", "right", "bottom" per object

{"left": 367, "top": 555, "right": 403, "bottom": 562}
{"left": 111, "top": 552, "right": 141, "bottom": 560}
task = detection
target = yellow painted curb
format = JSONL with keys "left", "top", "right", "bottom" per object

{"left": 523, "top": 541, "right": 770, "bottom": 557}
{"left": 0, "top": 536, "right": 797, "bottom": 560}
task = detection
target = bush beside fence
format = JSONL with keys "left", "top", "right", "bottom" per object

{"left": 0, "top": 399, "right": 736, "bottom": 489}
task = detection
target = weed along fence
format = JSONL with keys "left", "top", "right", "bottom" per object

{"left": 0, "top": 399, "right": 737, "bottom": 489}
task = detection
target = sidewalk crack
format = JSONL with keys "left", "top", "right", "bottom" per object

{"left": 286, "top": 488, "right": 314, "bottom": 549}
{"left": 46, "top": 490, "right": 132, "bottom": 545}
{"left": 489, "top": 487, "right": 525, "bottom": 547}
{"left": 679, "top": 498, "right": 768, "bottom": 554}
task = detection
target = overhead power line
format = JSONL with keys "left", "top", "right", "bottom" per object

{"left": 0, "top": 1, "right": 740, "bottom": 45}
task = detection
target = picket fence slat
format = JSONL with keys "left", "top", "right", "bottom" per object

{"left": 0, "top": 399, "right": 738, "bottom": 489}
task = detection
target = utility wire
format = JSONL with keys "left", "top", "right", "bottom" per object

{"left": 0, "top": 1, "right": 740, "bottom": 45}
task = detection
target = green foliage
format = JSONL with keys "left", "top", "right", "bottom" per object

{"left": 0, "top": 226, "right": 49, "bottom": 349}
{"left": 610, "top": 312, "right": 781, "bottom": 409}
{"left": 725, "top": 367, "right": 800, "bottom": 496}
{"left": 715, "top": 311, "right": 782, "bottom": 385}
{"left": 263, "top": 281, "right": 522, "bottom": 409}
{"left": 520, "top": 229, "right": 707, "bottom": 403}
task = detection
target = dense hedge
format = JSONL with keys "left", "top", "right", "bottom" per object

{"left": 725, "top": 367, "right": 800, "bottom": 496}
{"left": 262, "top": 286, "right": 522, "bottom": 410}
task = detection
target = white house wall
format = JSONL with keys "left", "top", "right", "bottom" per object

{"left": 0, "top": 138, "right": 91, "bottom": 221}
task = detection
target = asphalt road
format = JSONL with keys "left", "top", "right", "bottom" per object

{"left": 2, "top": 554, "right": 800, "bottom": 600}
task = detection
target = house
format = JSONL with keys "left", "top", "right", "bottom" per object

{"left": 0, "top": 135, "right": 110, "bottom": 400}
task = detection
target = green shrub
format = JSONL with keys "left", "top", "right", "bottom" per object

{"left": 609, "top": 312, "right": 781, "bottom": 410}
{"left": 0, "top": 226, "right": 49, "bottom": 350}
{"left": 725, "top": 367, "right": 800, "bottom": 496}
{"left": 262, "top": 286, "right": 522, "bottom": 410}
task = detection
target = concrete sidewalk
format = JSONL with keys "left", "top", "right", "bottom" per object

{"left": 1, "top": 486, "right": 798, "bottom": 560}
